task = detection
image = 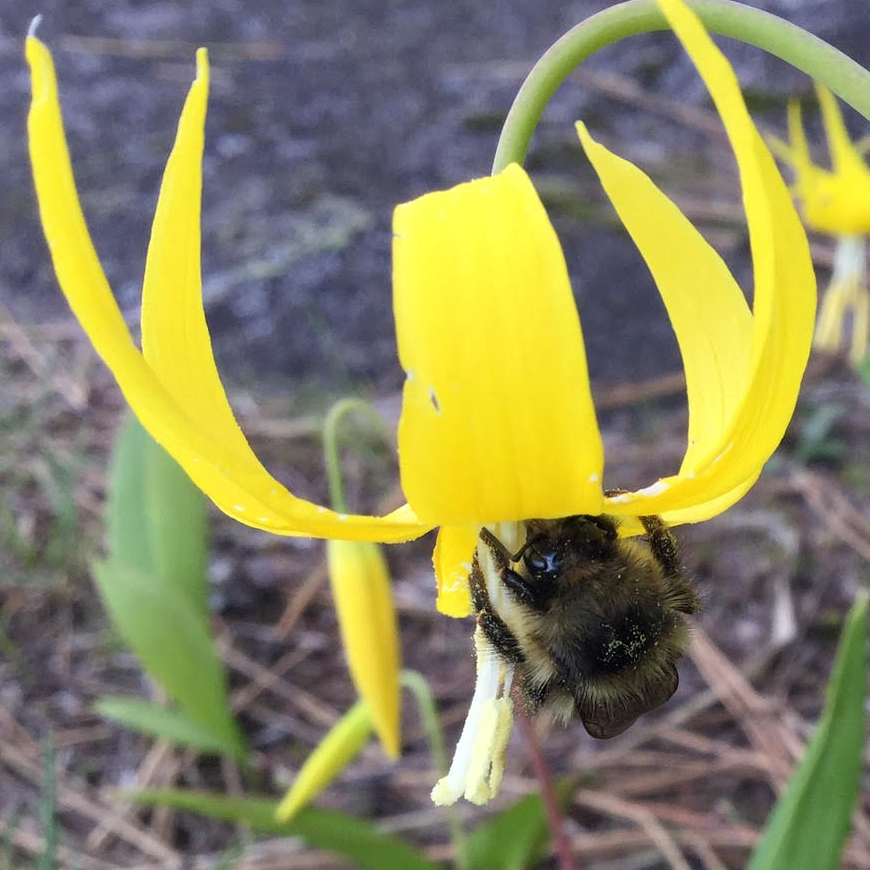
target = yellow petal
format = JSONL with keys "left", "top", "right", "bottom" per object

{"left": 26, "top": 36, "right": 429, "bottom": 543}
{"left": 816, "top": 83, "right": 866, "bottom": 176}
{"left": 327, "top": 540, "right": 401, "bottom": 757}
{"left": 394, "top": 164, "right": 604, "bottom": 526}
{"left": 601, "top": 0, "right": 814, "bottom": 519}
{"left": 433, "top": 525, "right": 478, "bottom": 617}
{"left": 576, "top": 122, "right": 751, "bottom": 478}
{"left": 786, "top": 98, "right": 815, "bottom": 181}
{"left": 275, "top": 700, "right": 372, "bottom": 821}
{"left": 141, "top": 49, "right": 246, "bottom": 459}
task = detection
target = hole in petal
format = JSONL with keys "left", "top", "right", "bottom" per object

{"left": 428, "top": 387, "right": 441, "bottom": 414}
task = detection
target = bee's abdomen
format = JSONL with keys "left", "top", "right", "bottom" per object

{"left": 550, "top": 603, "right": 668, "bottom": 682}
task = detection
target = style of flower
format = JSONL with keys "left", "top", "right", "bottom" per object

{"left": 770, "top": 85, "right": 870, "bottom": 365}
{"left": 26, "top": 0, "right": 814, "bottom": 806}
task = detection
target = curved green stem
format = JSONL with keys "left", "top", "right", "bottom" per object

{"left": 322, "top": 398, "right": 391, "bottom": 514}
{"left": 401, "top": 670, "right": 469, "bottom": 869}
{"left": 494, "top": 0, "right": 870, "bottom": 172}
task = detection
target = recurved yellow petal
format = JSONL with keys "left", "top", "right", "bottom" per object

{"left": 817, "top": 83, "right": 865, "bottom": 176}
{"left": 141, "top": 48, "right": 248, "bottom": 461}
{"left": 394, "top": 164, "right": 604, "bottom": 526}
{"left": 327, "top": 539, "right": 401, "bottom": 757}
{"left": 433, "top": 525, "right": 478, "bottom": 617}
{"left": 576, "top": 121, "right": 751, "bottom": 479}
{"left": 275, "top": 700, "right": 372, "bottom": 821}
{"left": 26, "top": 36, "right": 429, "bottom": 543}
{"left": 602, "top": 0, "right": 814, "bottom": 519}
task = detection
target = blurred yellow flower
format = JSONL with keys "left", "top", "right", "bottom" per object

{"left": 770, "top": 85, "right": 870, "bottom": 364}
{"left": 26, "top": 0, "right": 815, "bottom": 806}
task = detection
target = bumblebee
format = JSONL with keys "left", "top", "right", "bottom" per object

{"left": 471, "top": 509, "right": 700, "bottom": 738}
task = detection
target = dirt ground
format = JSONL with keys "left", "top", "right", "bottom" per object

{"left": 3, "top": 0, "right": 870, "bottom": 868}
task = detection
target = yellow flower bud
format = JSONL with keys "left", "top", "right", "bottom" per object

{"left": 275, "top": 700, "right": 372, "bottom": 821}
{"left": 327, "top": 539, "right": 401, "bottom": 758}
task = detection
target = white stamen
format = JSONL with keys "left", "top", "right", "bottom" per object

{"left": 432, "top": 522, "right": 523, "bottom": 807}
{"left": 431, "top": 637, "right": 503, "bottom": 805}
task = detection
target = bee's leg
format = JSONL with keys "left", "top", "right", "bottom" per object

{"left": 604, "top": 488, "right": 683, "bottom": 580}
{"left": 478, "top": 528, "right": 546, "bottom": 610}
{"left": 638, "top": 514, "right": 701, "bottom": 614}
{"left": 479, "top": 527, "right": 538, "bottom": 566}
{"left": 638, "top": 514, "right": 682, "bottom": 579}
{"left": 520, "top": 673, "right": 550, "bottom": 715}
{"left": 470, "top": 555, "right": 525, "bottom": 663}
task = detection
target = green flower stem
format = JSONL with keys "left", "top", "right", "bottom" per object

{"left": 494, "top": 0, "right": 870, "bottom": 173}
{"left": 401, "top": 670, "right": 469, "bottom": 870}
{"left": 322, "top": 398, "right": 392, "bottom": 514}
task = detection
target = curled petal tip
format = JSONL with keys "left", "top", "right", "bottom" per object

{"left": 28, "top": 14, "right": 43, "bottom": 38}
{"left": 195, "top": 46, "right": 208, "bottom": 77}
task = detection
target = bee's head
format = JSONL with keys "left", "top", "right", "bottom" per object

{"left": 521, "top": 540, "right": 565, "bottom": 585}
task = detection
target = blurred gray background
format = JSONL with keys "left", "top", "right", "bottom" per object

{"left": 4, "top": 0, "right": 870, "bottom": 398}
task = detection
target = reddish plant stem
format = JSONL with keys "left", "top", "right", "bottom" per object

{"left": 516, "top": 706, "right": 578, "bottom": 870}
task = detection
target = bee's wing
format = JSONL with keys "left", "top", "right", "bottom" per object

{"left": 577, "top": 664, "right": 679, "bottom": 739}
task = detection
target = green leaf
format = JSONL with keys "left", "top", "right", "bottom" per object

{"left": 745, "top": 592, "right": 868, "bottom": 870}
{"left": 94, "top": 559, "right": 246, "bottom": 761}
{"left": 107, "top": 414, "right": 209, "bottom": 615}
{"left": 95, "top": 697, "right": 237, "bottom": 756}
{"left": 130, "top": 791, "right": 441, "bottom": 870}
{"left": 106, "top": 415, "right": 154, "bottom": 573}
{"left": 465, "top": 793, "right": 549, "bottom": 870}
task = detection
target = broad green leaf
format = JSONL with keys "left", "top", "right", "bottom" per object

{"left": 94, "top": 559, "right": 246, "bottom": 761}
{"left": 130, "top": 790, "right": 441, "bottom": 870}
{"left": 107, "top": 415, "right": 154, "bottom": 572}
{"left": 95, "top": 697, "right": 236, "bottom": 756}
{"left": 465, "top": 793, "right": 549, "bottom": 870}
{"left": 107, "top": 414, "right": 209, "bottom": 615}
{"left": 745, "top": 592, "right": 867, "bottom": 870}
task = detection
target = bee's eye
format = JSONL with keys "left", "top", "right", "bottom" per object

{"left": 524, "top": 548, "right": 561, "bottom": 579}
{"left": 524, "top": 550, "right": 548, "bottom": 573}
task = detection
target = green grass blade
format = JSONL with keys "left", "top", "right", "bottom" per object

{"left": 130, "top": 790, "right": 441, "bottom": 870}
{"left": 36, "top": 740, "right": 56, "bottom": 870}
{"left": 94, "top": 559, "right": 246, "bottom": 761}
{"left": 745, "top": 592, "right": 868, "bottom": 870}
{"left": 95, "top": 697, "right": 238, "bottom": 756}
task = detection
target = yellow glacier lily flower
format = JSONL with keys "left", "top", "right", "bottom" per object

{"left": 26, "top": 0, "right": 815, "bottom": 805}
{"left": 770, "top": 85, "right": 870, "bottom": 364}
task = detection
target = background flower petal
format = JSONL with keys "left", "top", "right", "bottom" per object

{"left": 433, "top": 525, "right": 479, "bottom": 617}
{"left": 394, "top": 165, "right": 604, "bottom": 525}
{"left": 817, "top": 83, "right": 866, "bottom": 176}
{"left": 26, "top": 36, "right": 428, "bottom": 543}
{"left": 600, "top": 0, "right": 814, "bottom": 519}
